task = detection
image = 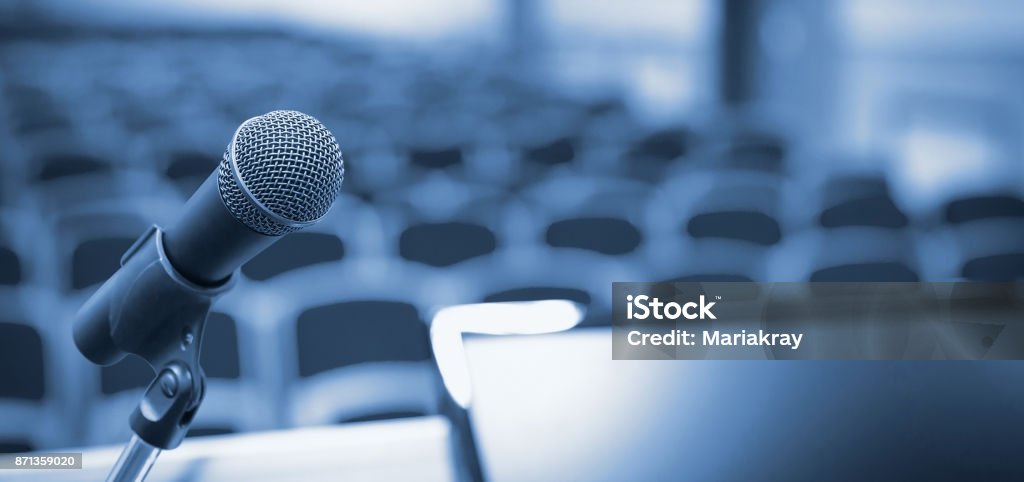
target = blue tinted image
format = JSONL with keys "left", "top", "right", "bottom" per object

{"left": 0, "top": 0, "right": 1022, "bottom": 481}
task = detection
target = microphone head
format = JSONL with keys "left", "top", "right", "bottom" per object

{"left": 218, "top": 110, "right": 345, "bottom": 236}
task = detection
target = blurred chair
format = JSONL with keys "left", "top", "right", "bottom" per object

{"left": 532, "top": 182, "right": 645, "bottom": 322}
{"left": 818, "top": 175, "right": 909, "bottom": 229}
{"left": 521, "top": 173, "right": 649, "bottom": 247}
{"left": 0, "top": 227, "right": 26, "bottom": 289}
{"left": 719, "top": 131, "right": 787, "bottom": 174}
{"left": 945, "top": 194, "right": 1024, "bottom": 224}
{"left": 807, "top": 229, "right": 920, "bottom": 282}
{"left": 943, "top": 194, "right": 1024, "bottom": 281}
{"left": 0, "top": 321, "right": 45, "bottom": 452}
{"left": 224, "top": 244, "right": 443, "bottom": 429}
{"left": 572, "top": 98, "right": 642, "bottom": 179}
{"left": 53, "top": 209, "right": 147, "bottom": 294}
{"left": 33, "top": 153, "right": 114, "bottom": 184}
{"left": 85, "top": 353, "right": 151, "bottom": 445}
{"left": 161, "top": 150, "right": 220, "bottom": 196}
{"left": 238, "top": 193, "right": 370, "bottom": 284}
{"left": 0, "top": 245, "right": 20, "bottom": 287}
{"left": 338, "top": 141, "right": 407, "bottom": 201}
{"left": 0, "top": 209, "right": 77, "bottom": 449}
{"left": 241, "top": 231, "right": 346, "bottom": 281}
{"left": 401, "top": 221, "right": 497, "bottom": 268}
{"left": 0, "top": 320, "right": 67, "bottom": 451}
{"left": 28, "top": 155, "right": 181, "bottom": 220}
{"left": 187, "top": 312, "right": 254, "bottom": 438}
{"left": 623, "top": 126, "right": 692, "bottom": 183}
{"left": 290, "top": 300, "right": 436, "bottom": 425}
{"left": 50, "top": 200, "right": 178, "bottom": 293}
{"left": 378, "top": 173, "right": 507, "bottom": 269}
{"left": 350, "top": 95, "right": 480, "bottom": 195}
{"left": 786, "top": 174, "right": 920, "bottom": 282}
{"left": 652, "top": 170, "right": 784, "bottom": 282}
{"left": 0, "top": 208, "right": 58, "bottom": 290}
{"left": 497, "top": 99, "right": 590, "bottom": 188}
{"left": 430, "top": 174, "right": 653, "bottom": 327}
{"left": 3, "top": 82, "right": 73, "bottom": 140}
{"left": 410, "top": 146, "right": 466, "bottom": 172}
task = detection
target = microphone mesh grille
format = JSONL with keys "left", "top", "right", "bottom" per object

{"left": 218, "top": 110, "right": 344, "bottom": 236}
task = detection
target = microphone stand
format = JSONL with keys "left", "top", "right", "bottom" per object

{"left": 107, "top": 435, "right": 160, "bottom": 482}
{"left": 106, "top": 357, "right": 206, "bottom": 482}
{"left": 74, "top": 226, "right": 232, "bottom": 482}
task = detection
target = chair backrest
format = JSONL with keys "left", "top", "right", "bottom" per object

{"left": 53, "top": 200, "right": 179, "bottom": 292}
{"left": 818, "top": 174, "right": 908, "bottom": 229}
{"left": 382, "top": 181, "right": 509, "bottom": 268}
{"left": 296, "top": 301, "right": 431, "bottom": 378}
{"left": 288, "top": 299, "right": 438, "bottom": 426}
{"left": 163, "top": 150, "right": 218, "bottom": 195}
{"left": 687, "top": 210, "right": 782, "bottom": 246}
{"left": 409, "top": 146, "right": 464, "bottom": 170}
{"left": 242, "top": 232, "right": 346, "bottom": 281}
{"left": 0, "top": 321, "right": 47, "bottom": 453}
{"left": 545, "top": 217, "right": 642, "bottom": 256}
{"left": 0, "top": 245, "right": 22, "bottom": 286}
{"left": 944, "top": 194, "right": 1024, "bottom": 225}
{"left": 0, "top": 439, "right": 34, "bottom": 454}
{"left": 630, "top": 127, "right": 689, "bottom": 163}
{"left": 0, "top": 322, "right": 45, "bottom": 401}
{"left": 685, "top": 176, "right": 783, "bottom": 246}
{"left": 721, "top": 132, "right": 787, "bottom": 174}
{"left": 400, "top": 222, "right": 497, "bottom": 268}
{"left": 942, "top": 194, "right": 1024, "bottom": 280}
{"left": 961, "top": 253, "right": 1024, "bottom": 282}
{"left": 523, "top": 136, "right": 577, "bottom": 167}
{"left": 33, "top": 154, "right": 113, "bottom": 184}
{"left": 810, "top": 262, "right": 920, "bottom": 282}
{"left": 4, "top": 83, "right": 73, "bottom": 137}
{"left": 201, "top": 312, "right": 241, "bottom": 380}
{"left": 71, "top": 236, "right": 137, "bottom": 291}
{"left": 520, "top": 175, "right": 650, "bottom": 258}
{"left": 819, "top": 196, "right": 908, "bottom": 229}
{"left": 806, "top": 227, "right": 920, "bottom": 282}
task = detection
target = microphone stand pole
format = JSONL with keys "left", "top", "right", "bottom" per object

{"left": 107, "top": 435, "right": 160, "bottom": 482}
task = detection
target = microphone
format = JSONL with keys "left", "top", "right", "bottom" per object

{"left": 73, "top": 110, "right": 345, "bottom": 367}
{"left": 164, "top": 109, "right": 346, "bottom": 286}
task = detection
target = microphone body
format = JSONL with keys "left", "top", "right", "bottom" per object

{"left": 162, "top": 171, "right": 277, "bottom": 287}
{"left": 72, "top": 172, "right": 274, "bottom": 368}
{"left": 73, "top": 109, "right": 344, "bottom": 366}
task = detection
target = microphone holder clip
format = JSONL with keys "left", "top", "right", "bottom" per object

{"left": 84, "top": 225, "right": 235, "bottom": 481}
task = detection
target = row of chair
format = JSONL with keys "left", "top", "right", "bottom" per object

{"left": 1, "top": 179, "right": 1021, "bottom": 452}
{"left": 1, "top": 170, "right": 1020, "bottom": 295}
